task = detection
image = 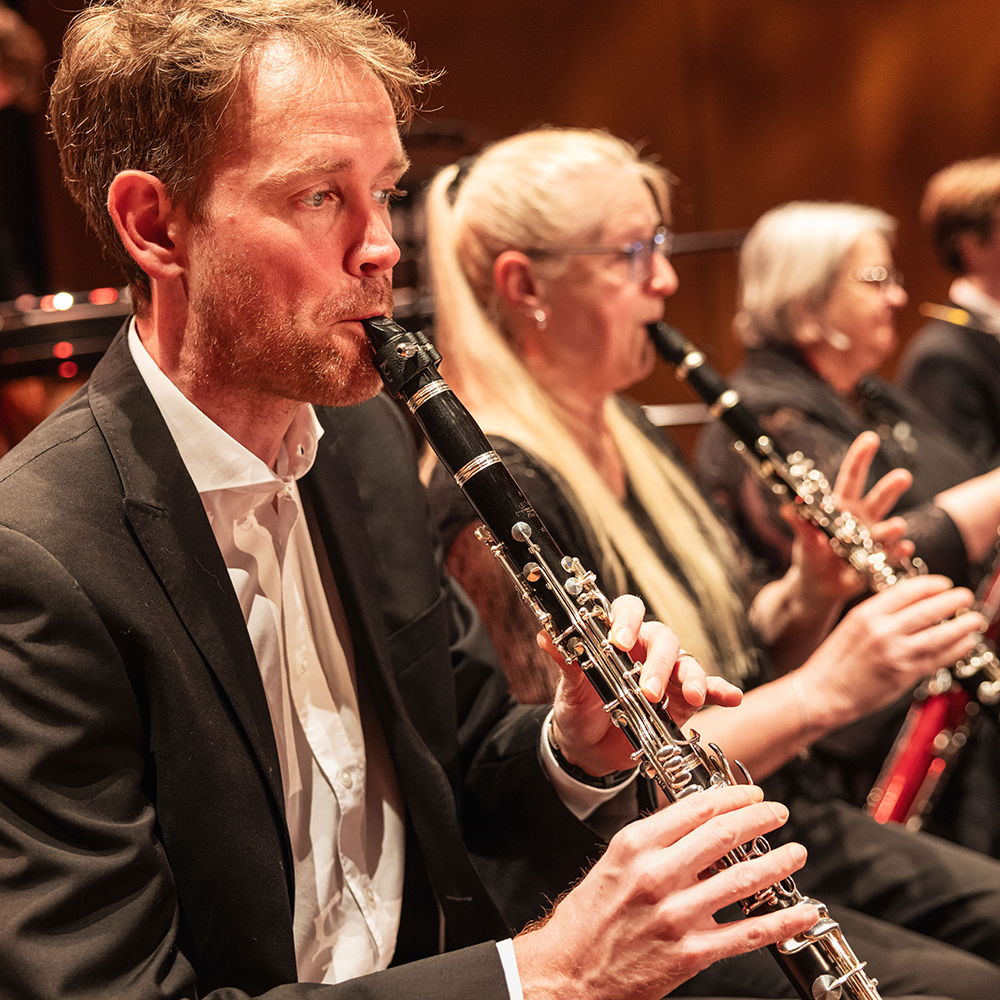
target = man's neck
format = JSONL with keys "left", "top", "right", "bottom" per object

{"left": 135, "top": 314, "right": 298, "bottom": 470}
{"left": 188, "top": 389, "right": 300, "bottom": 470}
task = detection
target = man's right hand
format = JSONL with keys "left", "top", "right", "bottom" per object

{"left": 513, "top": 784, "right": 817, "bottom": 1000}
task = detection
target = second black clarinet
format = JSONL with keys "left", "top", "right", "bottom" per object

{"left": 649, "top": 319, "right": 1000, "bottom": 830}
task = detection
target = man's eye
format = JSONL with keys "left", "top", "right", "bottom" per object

{"left": 373, "top": 187, "right": 407, "bottom": 206}
{"left": 303, "top": 190, "right": 335, "bottom": 208}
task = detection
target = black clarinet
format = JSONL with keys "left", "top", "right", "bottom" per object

{"left": 363, "top": 314, "right": 882, "bottom": 1000}
{"left": 649, "top": 320, "right": 1000, "bottom": 721}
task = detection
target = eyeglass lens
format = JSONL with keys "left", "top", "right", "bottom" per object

{"left": 850, "top": 265, "right": 904, "bottom": 289}
{"left": 627, "top": 228, "right": 672, "bottom": 282}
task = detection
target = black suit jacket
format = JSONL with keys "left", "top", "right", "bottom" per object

{"left": 898, "top": 309, "right": 1000, "bottom": 472}
{"left": 0, "top": 329, "right": 607, "bottom": 999}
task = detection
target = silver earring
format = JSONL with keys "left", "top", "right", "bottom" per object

{"left": 823, "top": 328, "right": 853, "bottom": 351}
{"left": 534, "top": 308, "right": 547, "bottom": 331}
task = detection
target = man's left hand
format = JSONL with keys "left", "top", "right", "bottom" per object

{"left": 544, "top": 594, "right": 742, "bottom": 778}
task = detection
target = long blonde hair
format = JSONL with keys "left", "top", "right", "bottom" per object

{"left": 426, "top": 128, "right": 755, "bottom": 682}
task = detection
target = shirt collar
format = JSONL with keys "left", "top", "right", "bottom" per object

{"left": 949, "top": 277, "right": 1000, "bottom": 334}
{"left": 127, "top": 320, "right": 323, "bottom": 495}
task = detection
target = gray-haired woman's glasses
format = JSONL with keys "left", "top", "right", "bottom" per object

{"left": 848, "top": 265, "right": 904, "bottom": 291}
{"left": 525, "top": 227, "right": 672, "bottom": 284}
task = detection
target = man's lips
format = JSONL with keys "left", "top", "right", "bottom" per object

{"left": 333, "top": 311, "right": 392, "bottom": 330}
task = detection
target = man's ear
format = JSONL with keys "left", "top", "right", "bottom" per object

{"left": 107, "top": 170, "right": 188, "bottom": 281}
{"left": 493, "top": 250, "right": 545, "bottom": 317}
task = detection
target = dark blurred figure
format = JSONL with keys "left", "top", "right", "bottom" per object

{"left": 0, "top": 2, "right": 43, "bottom": 112}
{"left": 898, "top": 157, "right": 1000, "bottom": 470}
{"left": 0, "top": 288, "right": 129, "bottom": 455}
{"left": 0, "top": 1, "right": 46, "bottom": 299}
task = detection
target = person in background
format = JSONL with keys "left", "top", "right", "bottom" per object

{"left": 423, "top": 125, "right": 1000, "bottom": 999}
{"left": 0, "top": 1, "right": 42, "bottom": 113}
{"left": 697, "top": 201, "right": 1000, "bottom": 592}
{"left": 0, "top": 1, "right": 45, "bottom": 299}
{"left": 695, "top": 199, "right": 1000, "bottom": 854}
{"left": 0, "top": 2, "right": 821, "bottom": 999}
{"left": 898, "top": 157, "right": 1000, "bottom": 470}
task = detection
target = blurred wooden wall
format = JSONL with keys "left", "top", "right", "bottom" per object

{"left": 19, "top": 0, "right": 1000, "bottom": 452}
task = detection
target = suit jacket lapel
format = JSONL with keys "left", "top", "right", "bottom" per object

{"left": 88, "top": 335, "right": 503, "bottom": 941}
{"left": 299, "top": 409, "right": 446, "bottom": 800}
{"left": 87, "top": 330, "right": 287, "bottom": 827}
{"left": 302, "top": 403, "right": 509, "bottom": 946}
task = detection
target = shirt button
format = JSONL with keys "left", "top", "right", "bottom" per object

{"left": 364, "top": 886, "right": 375, "bottom": 904}
{"left": 298, "top": 657, "right": 309, "bottom": 674}
{"left": 341, "top": 770, "right": 353, "bottom": 789}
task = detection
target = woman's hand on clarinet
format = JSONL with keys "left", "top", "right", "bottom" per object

{"left": 753, "top": 431, "right": 921, "bottom": 672}
{"left": 544, "top": 595, "right": 742, "bottom": 778}
{"left": 513, "top": 783, "right": 817, "bottom": 1000}
{"left": 785, "top": 430, "right": 915, "bottom": 604}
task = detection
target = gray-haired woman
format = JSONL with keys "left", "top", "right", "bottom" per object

{"left": 697, "top": 199, "right": 1000, "bottom": 854}
{"left": 699, "top": 200, "right": 1000, "bottom": 591}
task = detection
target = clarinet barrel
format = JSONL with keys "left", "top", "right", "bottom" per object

{"left": 363, "top": 314, "right": 883, "bottom": 1000}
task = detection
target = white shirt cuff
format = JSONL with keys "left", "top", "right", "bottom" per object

{"left": 539, "top": 709, "right": 637, "bottom": 821}
{"left": 496, "top": 937, "right": 523, "bottom": 1000}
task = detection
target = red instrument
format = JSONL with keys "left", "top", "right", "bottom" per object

{"left": 865, "top": 681, "right": 975, "bottom": 828}
{"left": 865, "top": 539, "right": 1000, "bottom": 828}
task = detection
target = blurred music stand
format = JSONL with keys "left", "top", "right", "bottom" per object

{"left": 0, "top": 287, "right": 131, "bottom": 454}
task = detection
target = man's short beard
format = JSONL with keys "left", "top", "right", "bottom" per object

{"left": 186, "top": 248, "right": 392, "bottom": 408}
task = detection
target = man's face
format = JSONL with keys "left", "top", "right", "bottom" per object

{"left": 182, "top": 41, "right": 407, "bottom": 409}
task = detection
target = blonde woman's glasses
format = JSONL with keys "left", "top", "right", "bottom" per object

{"left": 526, "top": 227, "right": 673, "bottom": 283}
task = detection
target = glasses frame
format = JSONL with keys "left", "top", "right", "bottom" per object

{"left": 848, "top": 265, "right": 904, "bottom": 291}
{"left": 524, "top": 226, "right": 673, "bottom": 284}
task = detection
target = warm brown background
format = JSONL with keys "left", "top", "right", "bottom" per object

{"left": 15, "top": 0, "right": 1000, "bottom": 450}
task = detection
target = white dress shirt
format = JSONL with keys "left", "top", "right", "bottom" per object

{"left": 126, "top": 323, "right": 630, "bottom": 997}
{"left": 128, "top": 327, "right": 403, "bottom": 984}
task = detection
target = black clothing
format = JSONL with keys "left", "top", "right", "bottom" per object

{"left": 697, "top": 345, "right": 1000, "bottom": 844}
{"left": 0, "top": 328, "right": 614, "bottom": 1000}
{"left": 695, "top": 343, "right": 979, "bottom": 590}
{"left": 898, "top": 307, "right": 1000, "bottom": 472}
{"left": 693, "top": 342, "right": 1000, "bottom": 856}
